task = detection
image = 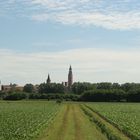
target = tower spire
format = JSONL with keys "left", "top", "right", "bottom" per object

{"left": 69, "top": 65, "right": 72, "bottom": 71}
{"left": 47, "top": 74, "right": 51, "bottom": 84}
{"left": 68, "top": 65, "right": 73, "bottom": 88}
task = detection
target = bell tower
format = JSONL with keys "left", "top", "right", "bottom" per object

{"left": 68, "top": 65, "right": 73, "bottom": 88}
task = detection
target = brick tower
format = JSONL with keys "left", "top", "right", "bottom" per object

{"left": 68, "top": 65, "right": 73, "bottom": 88}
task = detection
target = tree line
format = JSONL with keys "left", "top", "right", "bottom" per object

{"left": 0, "top": 82, "right": 140, "bottom": 102}
{"left": 72, "top": 82, "right": 140, "bottom": 102}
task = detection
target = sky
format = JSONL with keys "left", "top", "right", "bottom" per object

{"left": 1, "top": 0, "right": 140, "bottom": 85}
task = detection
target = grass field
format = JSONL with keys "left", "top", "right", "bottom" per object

{"left": 0, "top": 101, "right": 139, "bottom": 140}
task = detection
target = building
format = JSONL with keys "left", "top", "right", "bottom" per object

{"left": 46, "top": 74, "right": 51, "bottom": 84}
{"left": 68, "top": 65, "right": 73, "bottom": 88}
{"left": 61, "top": 65, "right": 73, "bottom": 89}
{"left": 1, "top": 85, "right": 12, "bottom": 92}
{"left": 47, "top": 65, "right": 73, "bottom": 90}
{"left": 14, "top": 86, "right": 24, "bottom": 92}
{"left": 1, "top": 84, "right": 24, "bottom": 92}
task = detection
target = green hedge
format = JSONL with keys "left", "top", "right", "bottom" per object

{"left": 29, "top": 93, "right": 79, "bottom": 101}
{"left": 80, "top": 89, "right": 127, "bottom": 102}
{"left": 3, "top": 92, "right": 27, "bottom": 100}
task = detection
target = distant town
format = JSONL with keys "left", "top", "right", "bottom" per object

{"left": 0, "top": 66, "right": 73, "bottom": 93}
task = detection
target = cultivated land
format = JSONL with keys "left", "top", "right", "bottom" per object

{"left": 0, "top": 101, "right": 139, "bottom": 140}
{"left": 85, "top": 103, "right": 140, "bottom": 140}
{"left": 0, "top": 101, "right": 60, "bottom": 140}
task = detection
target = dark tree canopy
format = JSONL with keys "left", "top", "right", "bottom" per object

{"left": 38, "top": 83, "right": 65, "bottom": 94}
{"left": 23, "top": 84, "right": 34, "bottom": 93}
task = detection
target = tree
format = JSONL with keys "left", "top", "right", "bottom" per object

{"left": 97, "top": 82, "right": 112, "bottom": 90}
{"left": 127, "top": 89, "right": 140, "bottom": 102}
{"left": 80, "top": 89, "right": 126, "bottom": 102}
{"left": 112, "top": 83, "right": 121, "bottom": 89}
{"left": 121, "top": 83, "right": 140, "bottom": 92}
{"left": 72, "top": 82, "right": 94, "bottom": 94}
{"left": 23, "top": 84, "right": 34, "bottom": 93}
{"left": 38, "top": 83, "right": 65, "bottom": 94}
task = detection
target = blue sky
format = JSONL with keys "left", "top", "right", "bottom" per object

{"left": 0, "top": 0, "right": 140, "bottom": 85}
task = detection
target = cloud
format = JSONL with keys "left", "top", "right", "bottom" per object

{"left": 0, "top": 48, "right": 140, "bottom": 85}
{"left": 1, "top": 0, "right": 140, "bottom": 30}
{"left": 32, "top": 11, "right": 140, "bottom": 30}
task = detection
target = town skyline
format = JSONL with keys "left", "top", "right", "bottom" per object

{"left": 0, "top": 65, "right": 74, "bottom": 86}
{"left": 0, "top": 65, "right": 73, "bottom": 92}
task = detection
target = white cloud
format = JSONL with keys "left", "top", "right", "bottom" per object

{"left": 29, "top": 0, "right": 140, "bottom": 30}
{"left": 1, "top": 0, "right": 140, "bottom": 30}
{"left": 32, "top": 11, "right": 140, "bottom": 30}
{"left": 0, "top": 48, "right": 140, "bottom": 85}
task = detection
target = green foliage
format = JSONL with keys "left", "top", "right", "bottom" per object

{"left": 72, "top": 82, "right": 95, "bottom": 94}
{"left": 4, "top": 92, "right": 27, "bottom": 100}
{"left": 38, "top": 83, "right": 65, "bottom": 94}
{"left": 1, "top": 82, "right": 140, "bottom": 102}
{"left": 72, "top": 82, "right": 140, "bottom": 95}
{"left": 0, "top": 91, "right": 7, "bottom": 99}
{"left": 97, "top": 82, "right": 112, "bottom": 90}
{"left": 29, "top": 93, "right": 79, "bottom": 101}
{"left": 23, "top": 84, "right": 34, "bottom": 93}
{"left": 112, "top": 83, "right": 121, "bottom": 89}
{"left": 80, "top": 89, "right": 126, "bottom": 102}
{"left": 127, "top": 89, "right": 140, "bottom": 102}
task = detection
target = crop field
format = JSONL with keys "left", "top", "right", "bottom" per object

{"left": 0, "top": 101, "right": 139, "bottom": 140}
{"left": 0, "top": 101, "right": 60, "bottom": 140}
{"left": 85, "top": 103, "right": 140, "bottom": 140}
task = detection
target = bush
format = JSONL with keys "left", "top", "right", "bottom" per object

{"left": 127, "top": 89, "right": 140, "bottom": 102}
{"left": 29, "top": 93, "right": 79, "bottom": 101}
{"left": 0, "top": 91, "right": 7, "bottom": 99}
{"left": 56, "top": 99, "right": 62, "bottom": 104}
{"left": 4, "top": 92, "right": 27, "bottom": 100}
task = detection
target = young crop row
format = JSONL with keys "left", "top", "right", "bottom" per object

{"left": 0, "top": 101, "right": 60, "bottom": 140}
{"left": 86, "top": 103, "right": 140, "bottom": 140}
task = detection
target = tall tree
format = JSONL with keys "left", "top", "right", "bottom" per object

{"left": 23, "top": 84, "right": 34, "bottom": 93}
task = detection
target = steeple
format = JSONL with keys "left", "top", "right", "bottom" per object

{"left": 47, "top": 74, "right": 51, "bottom": 84}
{"left": 69, "top": 65, "right": 72, "bottom": 71}
{"left": 68, "top": 65, "right": 73, "bottom": 88}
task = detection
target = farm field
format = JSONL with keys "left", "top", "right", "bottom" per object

{"left": 85, "top": 103, "right": 140, "bottom": 140}
{"left": 0, "top": 101, "right": 60, "bottom": 140}
{"left": 0, "top": 101, "right": 139, "bottom": 140}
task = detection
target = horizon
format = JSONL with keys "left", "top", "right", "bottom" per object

{"left": 1, "top": 0, "right": 140, "bottom": 85}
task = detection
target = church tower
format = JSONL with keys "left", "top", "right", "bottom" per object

{"left": 47, "top": 74, "right": 51, "bottom": 84}
{"left": 68, "top": 65, "right": 73, "bottom": 88}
